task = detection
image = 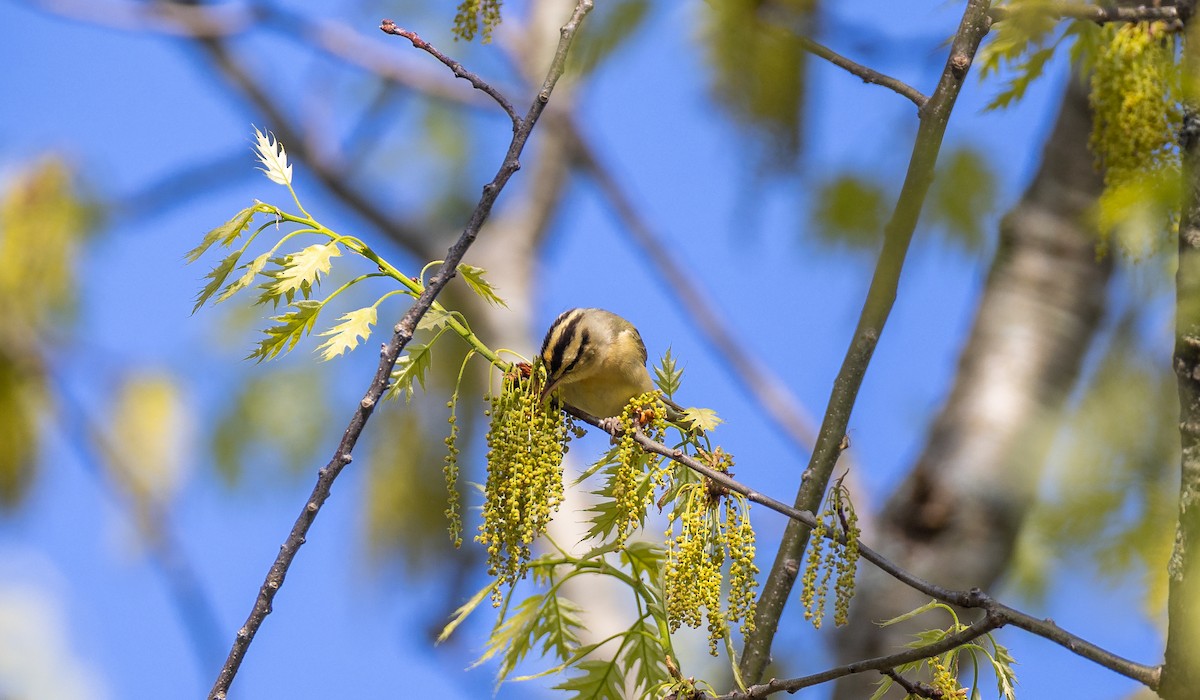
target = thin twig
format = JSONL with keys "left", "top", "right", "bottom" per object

{"left": 379, "top": 20, "right": 520, "bottom": 124}
{"left": 880, "top": 669, "right": 944, "bottom": 699}
{"left": 796, "top": 34, "right": 927, "bottom": 109}
{"left": 740, "top": 0, "right": 996, "bottom": 684}
{"left": 206, "top": 3, "right": 594, "bottom": 698}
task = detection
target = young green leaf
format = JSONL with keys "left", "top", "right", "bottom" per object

{"left": 387, "top": 343, "right": 434, "bottom": 403}
{"left": 316, "top": 306, "right": 377, "bottom": 361}
{"left": 553, "top": 659, "right": 625, "bottom": 700}
{"left": 193, "top": 252, "right": 242, "bottom": 314}
{"left": 185, "top": 206, "right": 257, "bottom": 263}
{"left": 247, "top": 300, "right": 323, "bottom": 362}
{"left": 437, "top": 580, "right": 500, "bottom": 644}
{"left": 682, "top": 407, "right": 723, "bottom": 433}
{"left": 269, "top": 242, "right": 341, "bottom": 300}
{"left": 989, "top": 638, "right": 1019, "bottom": 700}
{"left": 417, "top": 307, "right": 452, "bottom": 332}
{"left": 215, "top": 251, "right": 271, "bottom": 305}
{"left": 622, "top": 621, "right": 670, "bottom": 696}
{"left": 653, "top": 349, "right": 683, "bottom": 397}
{"left": 472, "top": 593, "right": 584, "bottom": 683}
{"left": 457, "top": 263, "right": 508, "bottom": 307}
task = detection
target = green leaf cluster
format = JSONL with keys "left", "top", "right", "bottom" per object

{"left": 443, "top": 541, "right": 676, "bottom": 699}
{"left": 189, "top": 129, "right": 511, "bottom": 376}
{"left": 872, "top": 601, "right": 1018, "bottom": 700}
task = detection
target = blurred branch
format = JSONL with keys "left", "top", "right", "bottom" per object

{"left": 741, "top": 0, "right": 995, "bottom": 684}
{"left": 564, "top": 119, "right": 824, "bottom": 457}
{"left": 988, "top": 2, "right": 1183, "bottom": 24}
{"left": 32, "top": 0, "right": 256, "bottom": 36}
{"left": 206, "top": 3, "right": 596, "bottom": 697}
{"left": 51, "top": 377, "right": 224, "bottom": 674}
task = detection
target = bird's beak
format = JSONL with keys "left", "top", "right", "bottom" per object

{"left": 540, "top": 375, "right": 561, "bottom": 404}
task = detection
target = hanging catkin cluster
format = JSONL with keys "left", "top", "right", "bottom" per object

{"left": 663, "top": 448, "right": 759, "bottom": 655}
{"left": 1089, "top": 21, "right": 1180, "bottom": 188}
{"left": 476, "top": 370, "right": 570, "bottom": 603}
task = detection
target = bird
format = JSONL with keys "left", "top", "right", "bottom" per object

{"left": 538, "top": 307, "right": 660, "bottom": 420}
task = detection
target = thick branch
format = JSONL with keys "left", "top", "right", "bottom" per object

{"left": 1164, "top": 5, "right": 1200, "bottom": 696}
{"left": 740, "top": 0, "right": 995, "bottom": 683}
{"left": 206, "top": 4, "right": 594, "bottom": 697}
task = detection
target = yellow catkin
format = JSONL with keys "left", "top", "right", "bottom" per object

{"left": 475, "top": 371, "right": 569, "bottom": 603}
{"left": 663, "top": 449, "right": 758, "bottom": 655}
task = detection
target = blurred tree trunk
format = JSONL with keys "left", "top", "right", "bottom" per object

{"left": 832, "top": 78, "right": 1110, "bottom": 698}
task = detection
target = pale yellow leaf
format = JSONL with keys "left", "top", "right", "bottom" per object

{"left": 316, "top": 306, "right": 377, "bottom": 361}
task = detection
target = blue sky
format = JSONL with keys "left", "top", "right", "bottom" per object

{"left": 0, "top": 0, "right": 1167, "bottom": 698}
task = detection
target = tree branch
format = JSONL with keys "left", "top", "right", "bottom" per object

{"left": 378, "top": 21, "right": 519, "bottom": 124}
{"left": 739, "top": 0, "right": 996, "bottom": 683}
{"left": 715, "top": 614, "right": 1002, "bottom": 699}
{"left": 1163, "top": 4, "right": 1200, "bottom": 696}
{"left": 989, "top": 2, "right": 1183, "bottom": 25}
{"left": 206, "top": 4, "right": 595, "bottom": 697}
{"left": 564, "top": 410, "right": 1163, "bottom": 691}
{"left": 796, "top": 34, "right": 927, "bottom": 109}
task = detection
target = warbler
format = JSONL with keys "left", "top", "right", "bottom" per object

{"left": 538, "top": 307, "right": 674, "bottom": 419}
{"left": 539, "top": 308, "right": 655, "bottom": 418}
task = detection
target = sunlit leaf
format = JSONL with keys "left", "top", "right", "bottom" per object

{"left": 553, "top": 659, "right": 625, "bottom": 700}
{"left": 253, "top": 126, "right": 293, "bottom": 186}
{"left": 653, "top": 350, "right": 683, "bottom": 398}
{"left": 269, "top": 243, "right": 341, "bottom": 300}
{"left": 185, "top": 206, "right": 257, "bottom": 263}
{"left": 438, "top": 579, "right": 500, "bottom": 644}
{"left": 387, "top": 343, "right": 434, "bottom": 402}
{"left": 681, "top": 407, "right": 723, "bottom": 433}
{"left": 215, "top": 252, "right": 271, "bottom": 305}
{"left": 193, "top": 252, "right": 242, "bottom": 313}
{"left": 458, "top": 263, "right": 507, "bottom": 308}
{"left": 622, "top": 621, "right": 669, "bottom": 694}
{"left": 473, "top": 592, "right": 584, "bottom": 683}
{"left": 247, "top": 300, "right": 323, "bottom": 362}
{"left": 989, "top": 638, "right": 1019, "bottom": 700}
{"left": 316, "top": 306, "right": 377, "bottom": 361}
{"left": 417, "top": 307, "right": 452, "bottom": 332}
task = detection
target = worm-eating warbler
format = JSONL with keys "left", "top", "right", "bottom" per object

{"left": 539, "top": 308, "right": 658, "bottom": 419}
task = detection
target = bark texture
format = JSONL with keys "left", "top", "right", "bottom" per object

{"left": 832, "top": 79, "right": 1110, "bottom": 698}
